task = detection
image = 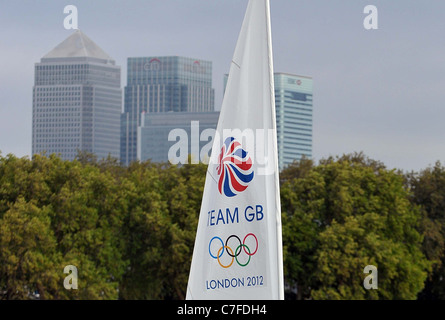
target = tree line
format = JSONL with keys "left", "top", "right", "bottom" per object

{"left": 0, "top": 151, "right": 444, "bottom": 299}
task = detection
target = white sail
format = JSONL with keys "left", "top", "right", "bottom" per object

{"left": 186, "top": 0, "right": 284, "bottom": 300}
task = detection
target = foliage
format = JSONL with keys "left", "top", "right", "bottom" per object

{"left": 407, "top": 161, "right": 445, "bottom": 299}
{"left": 281, "top": 153, "right": 431, "bottom": 300}
{"left": 0, "top": 154, "right": 127, "bottom": 299}
{"left": 0, "top": 151, "right": 442, "bottom": 300}
{"left": 0, "top": 153, "right": 204, "bottom": 300}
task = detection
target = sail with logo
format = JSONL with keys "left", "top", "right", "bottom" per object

{"left": 186, "top": 0, "right": 284, "bottom": 300}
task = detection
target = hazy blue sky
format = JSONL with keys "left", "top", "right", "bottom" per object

{"left": 1, "top": 0, "right": 444, "bottom": 172}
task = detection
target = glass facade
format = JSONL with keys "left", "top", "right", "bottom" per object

{"left": 137, "top": 112, "right": 220, "bottom": 163}
{"left": 32, "top": 31, "right": 122, "bottom": 161}
{"left": 121, "top": 56, "right": 215, "bottom": 165}
{"left": 274, "top": 73, "right": 313, "bottom": 171}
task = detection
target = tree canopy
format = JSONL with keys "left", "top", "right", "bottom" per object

{"left": 0, "top": 152, "right": 442, "bottom": 299}
{"left": 281, "top": 154, "right": 430, "bottom": 299}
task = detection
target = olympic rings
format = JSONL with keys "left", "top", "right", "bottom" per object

{"left": 235, "top": 244, "right": 251, "bottom": 267}
{"left": 243, "top": 233, "right": 258, "bottom": 256}
{"left": 225, "top": 235, "right": 241, "bottom": 257}
{"left": 209, "top": 236, "right": 224, "bottom": 259}
{"left": 209, "top": 233, "right": 258, "bottom": 268}
{"left": 217, "top": 246, "right": 234, "bottom": 268}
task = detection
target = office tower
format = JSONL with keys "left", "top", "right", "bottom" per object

{"left": 32, "top": 30, "right": 122, "bottom": 161}
{"left": 274, "top": 73, "right": 313, "bottom": 170}
{"left": 137, "top": 111, "right": 220, "bottom": 163}
{"left": 121, "top": 56, "right": 215, "bottom": 165}
{"left": 224, "top": 72, "right": 313, "bottom": 170}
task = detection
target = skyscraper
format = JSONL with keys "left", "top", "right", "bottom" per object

{"left": 224, "top": 72, "right": 313, "bottom": 170}
{"left": 32, "top": 30, "right": 122, "bottom": 161}
{"left": 274, "top": 73, "right": 313, "bottom": 170}
{"left": 121, "top": 56, "right": 215, "bottom": 165}
{"left": 137, "top": 111, "right": 220, "bottom": 164}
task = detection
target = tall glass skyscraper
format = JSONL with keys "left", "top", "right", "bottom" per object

{"left": 274, "top": 73, "right": 313, "bottom": 170}
{"left": 32, "top": 30, "right": 122, "bottom": 161}
{"left": 121, "top": 56, "right": 215, "bottom": 165}
{"left": 224, "top": 72, "right": 313, "bottom": 171}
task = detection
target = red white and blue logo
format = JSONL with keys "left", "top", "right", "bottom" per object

{"left": 216, "top": 137, "right": 254, "bottom": 197}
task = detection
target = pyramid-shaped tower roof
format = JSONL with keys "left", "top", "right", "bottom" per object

{"left": 42, "top": 30, "right": 114, "bottom": 63}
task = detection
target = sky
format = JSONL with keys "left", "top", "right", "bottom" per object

{"left": 0, "top": 0, "right": 444, "bottom": 172}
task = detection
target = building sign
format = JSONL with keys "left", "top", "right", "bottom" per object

{"left": 184, "top": 60, "right": 207, "bottom": 74}
{"left": 144, "top": 58, "right": 161, "bottom": 71}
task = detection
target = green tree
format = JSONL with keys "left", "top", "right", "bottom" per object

{"left": 0, "top": 197, "right": 61, "bottom": 299}
{"left": 119, "top": 161, "right": 205, "bottom": 299}
{"left": 408, "top": 161, "right": 445, "bottom": 299}
{"left": 0, "top": 150, "right": 436, "bottom": 300}
{"left": 118, "top": 161, "right": 170, "bottom": 299}
{"left": 281, "top": 153, "right": 430, "bottom": 299}
{"left": 0, "top": 153, "right": 127, "bottom": 299}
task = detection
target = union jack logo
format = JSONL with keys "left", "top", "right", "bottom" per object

{"left": 216, "top": 137, "right": 254, "bottom": 197}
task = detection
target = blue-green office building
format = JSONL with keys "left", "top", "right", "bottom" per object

{"left": 275, "top": 73, "right": 313, "bottom": 170}
{"left": 121, "top": 56, "right": 215, "bottom": 165}
{"left": 137, "top": 111, "right": 220, "bottom": 164}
